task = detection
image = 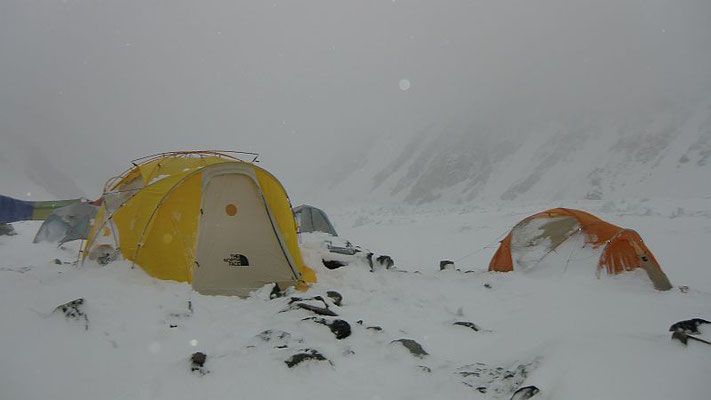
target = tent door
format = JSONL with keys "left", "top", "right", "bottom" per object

{"left": 192, "top": 173, "right": 295, "bottom": 296}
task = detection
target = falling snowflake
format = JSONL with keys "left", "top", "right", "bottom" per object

{"left": 399, "top": 79, "right": 411, "bottom": 91}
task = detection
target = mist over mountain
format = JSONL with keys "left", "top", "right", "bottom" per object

{"left": 317, "top": 96, "right": 711, "bottom": 205}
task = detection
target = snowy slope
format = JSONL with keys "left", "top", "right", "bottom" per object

{"left": 1, "top": 199, "right": 710, "bottom": 400}
{"left": 317, "top": 100, "right": 711, "bottom": 205}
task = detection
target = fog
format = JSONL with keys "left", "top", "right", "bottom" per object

{"left": 2, "top": 0, "right": 710, "bottom": 202}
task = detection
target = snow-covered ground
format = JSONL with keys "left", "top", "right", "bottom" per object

{"left": 1, "top": 198, "right": 710, "bottom": 400}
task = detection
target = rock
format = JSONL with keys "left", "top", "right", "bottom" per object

{"left": 297, "top": 303, "right": 338, "bottom": 316}
{"left": 288, "top": 296, "right": 339, "bottom": 316}
{"left": 440, "top": 260, "right": 455, "bottom": 270}
{"left": 53, "top": 259, "right": 62, "bottom": 265}
{"left": 285, "top": 349, "right": 329, "bottom": 368}
{"left": 484, "top": 283, "right": 493, "bottom": 289}
{"left": 418, "top": 365, "right": 432, "bottom": 373}
{"left": 0, "top": 223, "right": 17, "bottom": 236}
{"left": 511, "top": 386, "right": 540, "bottom": 400}
{"left": 454, "top": 321, "right": 481, "bottom": 332}
{"left": 376, "top": 255, "right": 395, "bottom": 269}
{"left": 391, "top": 338, "right": 428, "bottom": 358}
{"left": 669, "top": 318, "right": 710, "bottom": 334}
{"left": 326, "top": 290, "right": 343, "bottom": 306}
{"left": 365, "top": 252, "right": 374, "bottom": 270}
{"left": 304, "top": 317, "right": 352, "bottom": 339}
{"left": 270, "top": 284, "right": 284, "bottom": 299}
{"left": 191, "top": 352, "right": 206, "bottom": 368}
{"left": 322, "top": 259, "right": 347, "bottom": 269}
{"left": 328, "top": 319, "right": 352, "bottom": 339}
{"left": 53, "top": 298, "right": 88, "bottom": 330}
{"left": 190, "top": 352, "right": 208, "bottom": 375}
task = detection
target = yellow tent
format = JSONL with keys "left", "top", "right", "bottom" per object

{"left": 83, "top": 151, "right": 316, "bottom": 296}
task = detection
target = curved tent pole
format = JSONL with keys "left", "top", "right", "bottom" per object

{"left": 130, "top": 150, "right": 257, "bottom": 166}
{"left": 104, "top": 151, "right": 256, "bottom": 194}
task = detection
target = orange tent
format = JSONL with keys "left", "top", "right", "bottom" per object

{"left": 488, "top": 208, "right": 672, "bottom": 290}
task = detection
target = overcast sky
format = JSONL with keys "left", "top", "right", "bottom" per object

{"left": 2, "top": 0, "right": 710, "bottom": 201}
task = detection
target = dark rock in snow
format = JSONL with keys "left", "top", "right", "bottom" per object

{"left": 190, "top": 352, "right": 208, "bottom": 375}
{"left": 0, "top": 223, "right": 17, "bottom": 236}
{"left": 440, "top": 260, "right": 455, "bottom": 270}
{"left": 304, "top": 317, "right": 352, "bottom": 339}
{"left": 328, "top": 319, "right": 352, "bottom": 339}
{"left": 510, "top": 386, "right": 540, "bottom": 400}
{"left": 669, "top": 318, "right": 710, "bottom": 334}
{"left": 326, "top": 290, "right": 343, "bottom": 306}
{"left": 391, "top": 338, "right": 429, "bottom": 358}
{"left": 53, "top": 298, "right": 88, "bottom": 330}
{"left": 375, "top": 255, "right": 395, "bottom": 269}
{"left": 53, "top": 258, "right": 62, "bottom": 265}
{"left": 288, "top": 296, "right": 339, "bottom": 316}
{"left": 297, "top": 303, "right": 338, "bottom": 316}
{"left": 418, "top": 365, "right": 432, "bottom": 373}
{"left": 270, "top": 284, "right": 284, "bottom": 299}
{"left": 484, "top": 283, "right": 493, "bottom": 289}
{"left": 366, "top": 253, "right": 374, "bottom": 270}
{"left": 454, "top": 321, "right": 481, "bottom": 332}
{"left": 323, "top": 259, "right": 347, "bottom": 269}
{"left": 191, "top": 352, "right": 206, "bottom": 368}
{"left": 285, "top": 349, "right": 330, "bottom": 368}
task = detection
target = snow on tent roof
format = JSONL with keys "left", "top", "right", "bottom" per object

{"left": 489, "top": 208, "right": 672, "bottom": 291}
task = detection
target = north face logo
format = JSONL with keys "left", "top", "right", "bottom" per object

{"left": 223, "top": 253, "right": 249, "bottom": 267}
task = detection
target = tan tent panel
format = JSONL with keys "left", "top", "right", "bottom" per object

{"left": 83, "top": 151, "right": 316, "bottom": 296}
{"left": 488, "top": 208, "right": 672, "bottom": 291}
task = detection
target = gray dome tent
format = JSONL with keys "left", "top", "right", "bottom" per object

{"left": 294, "top": 205, "right": 337, "bottom": 236}
{"left": 34, "top": 201, "right": 98, "bottom": 245}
